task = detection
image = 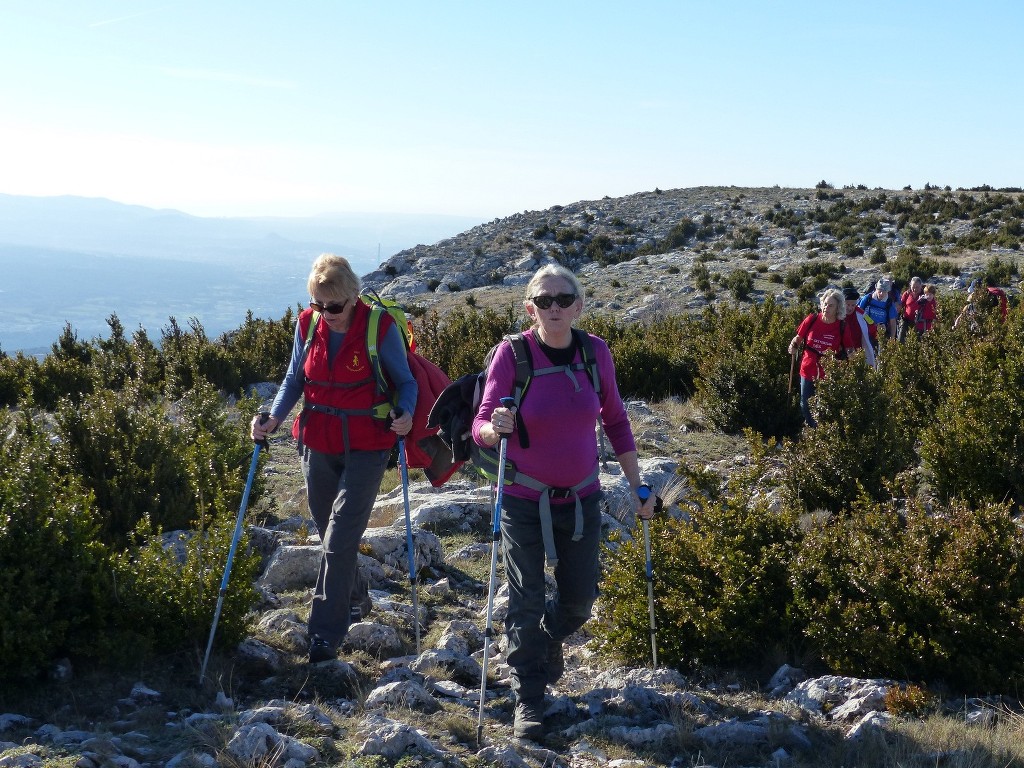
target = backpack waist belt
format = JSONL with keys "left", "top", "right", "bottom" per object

{"left": 298, "top": 402, "right": 391, "bottom": 459}
{"left": 506, "top": 465, "right": 600, "bottom": 568}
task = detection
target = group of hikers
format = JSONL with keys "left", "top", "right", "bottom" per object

{"left": 788, "top": 274, "right": 1009, "bottom": 427}
{"left": 249, "top": 254, "right": 655, "bottom": 741}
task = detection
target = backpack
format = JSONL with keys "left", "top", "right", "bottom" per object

{"left": 298, "top": 291, "right": 461, "bottom": 487}
{"left": 426, "top": 328, "right": 602, "bottom": 483}
{"left": 986, "top": 286, "right": 1009, "bottom": 320}
{"left": 860, "top": 290, "right": 896, "bottom": 338}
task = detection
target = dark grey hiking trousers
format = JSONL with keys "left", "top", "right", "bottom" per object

{"left": 500, "top": 490, "right": 603, "bottom": 701}
{"left": 303, "top": 445, "right": 389, "bottom": 647}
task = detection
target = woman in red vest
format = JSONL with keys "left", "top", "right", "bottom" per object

{"left": 251, "top": 254, "right": 416, "bottom": 663}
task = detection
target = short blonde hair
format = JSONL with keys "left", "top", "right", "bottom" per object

{"left": 820, "top": 288, "right": 847, "bottom": 320}
{"left": 307, "top": 253, "right": 360, "bottom": 303}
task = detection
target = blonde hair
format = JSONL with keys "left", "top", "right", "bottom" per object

{"left": 924, "top": 284, "right": 936, "bottom": 295}
{"left": 307, "top": 253, "right": 360, "bottom": 303}
{"left": 820, "top": 288, "right": 847, "bottom": 320}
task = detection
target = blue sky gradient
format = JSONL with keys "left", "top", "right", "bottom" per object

{"left": 1, "top": 1, "right": 1021, "bottom": 219}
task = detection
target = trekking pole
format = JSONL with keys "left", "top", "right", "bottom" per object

{"left": 477, "top": 396, "right": 516, "bottom": 747}
{"left": 395, "top": 409, "right": 421, "bottom": 657}
{"left": 199, "top": 417, "right": 268, "bottom": 684}
{"left": 788, "top": 349, "right": 797, "bottom": 393}
{"left": 637, "top": 485, "right": 663, "bottom": 669}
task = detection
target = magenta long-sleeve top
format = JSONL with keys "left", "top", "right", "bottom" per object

{"left": 472, "top": 328, "right": 636, "bottom": 502}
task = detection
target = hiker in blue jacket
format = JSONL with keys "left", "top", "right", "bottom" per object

{"left": 858, "top": 278, "right": 899, "bottom": 351}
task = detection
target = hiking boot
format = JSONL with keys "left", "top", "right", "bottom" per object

{"left": 308, "top": 635, "right": 336, "bottom": 664}
{"left": 350, "top": 595, "right": 373, "bottom": 623}
{"left": 546, "top": 638, "right": 564, "bottom": 684}
{"left": 513, "top": 696, "right": 545, "bottom": 741}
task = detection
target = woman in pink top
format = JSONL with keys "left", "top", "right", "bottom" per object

{"left": 472, "top": 264, "right": 654, "bottom": 740}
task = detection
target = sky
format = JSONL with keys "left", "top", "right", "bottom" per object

{"left": 1, "top": 0, "right": 1022, "bottom": 221}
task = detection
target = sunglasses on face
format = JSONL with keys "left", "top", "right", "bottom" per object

{"left": 309, "top": 299, "right": 349, "bottom": 315}
{"left": 530, "top": 293, "right": 577, "bottom": 309}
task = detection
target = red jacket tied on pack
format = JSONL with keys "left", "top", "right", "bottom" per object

{"left": 292, "top": 302, "right": 396, "bottom": 454}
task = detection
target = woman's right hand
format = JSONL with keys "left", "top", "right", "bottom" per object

{"left": 490, "top": 406, "right": 515, "bottom": 436}
{"left": 251, "top": 413, "right": 280, "bottom": 443}
{"left": 481, "top": 406, "right": 515, "bottom": 447}
{"left": 788, "top": 335, "right": 801, "bottom": 355}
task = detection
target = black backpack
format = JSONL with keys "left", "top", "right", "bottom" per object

{"left": 426, "top": 328, "right": 601, "bottom": 482}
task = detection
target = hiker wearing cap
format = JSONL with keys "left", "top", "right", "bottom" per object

{"left": 472, "top": 263, "right": 654, "bottom": 740}
{"left": 250, "top": 253, "right": 416, "bottom": 664}
{"left": 788, "top": 288, "right": 857, "bottom": 427}
{"left": 858, "top": 278, "right": 899, "bottom": 350}
{"left": 842, "top": 287, "right": 877, "bottom": 368}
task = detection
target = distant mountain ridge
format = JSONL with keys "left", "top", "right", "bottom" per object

{"left": 0, "top": 193, "right": 484, "bottom": 263}
{"left": 0, "top": 194, "right": 484, "bottom": 352}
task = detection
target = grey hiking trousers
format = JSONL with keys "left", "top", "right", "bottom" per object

{"left": 303, "top": 445, "right": 389, "bottom": 647}
{"left": 500, "top": 490, "right": 603, "bottom": 701}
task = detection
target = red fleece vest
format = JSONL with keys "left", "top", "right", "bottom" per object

{"left": 291, "top": 302, "right": 397, "bottom": 454}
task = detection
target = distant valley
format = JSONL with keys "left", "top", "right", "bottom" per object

{"left": 0, "top": 195, "right": 483, "bottom": 353}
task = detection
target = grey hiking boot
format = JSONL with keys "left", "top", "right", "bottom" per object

{"left": 513, "top": 696, "right": 545, "bottom": 741}
{"left": 546, "top": 638, "right": 564, "bottom": 684}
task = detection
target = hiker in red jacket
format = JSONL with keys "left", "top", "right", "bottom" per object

{"left": 250, "top": 254, "right": 416, "bottom": 664}
{"left": 788, "top": 288, "right": 857, "bottom": 428}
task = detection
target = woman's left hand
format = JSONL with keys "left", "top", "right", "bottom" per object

{"left": 390, "top": 409, "right": 413, "bottom": 436}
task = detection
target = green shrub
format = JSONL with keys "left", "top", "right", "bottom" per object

{"left": 693, "top": 300, "right": 803, "bottom": 438}
{"left": 221, "top": 309, "right": 296, "bottom": 389}
{"left": 691, "top": 261, "right": 712, "bottom": 294}
{"left": 594, "top": 436, "right": 801, "bottom": 671}
{"left": 724, "top": 268, "right": 754, "bottom": 301}
{"left": 782, "top": 352, "right": 915, "bottom": 512}
{"left": 0, "top": 352, "right": 37, "bottom": 408}
{"left": 791, "top": 496, "right": 1024, "bottom": 693}
{"left": 582, "top": 314, "right": 698, "bottom": 400}
{"left": 109, "top": 510, "right": 260, "bottom": 658}
{"left": 919, "top": 334, "right": 1024, "bottom": 506}
{"left": 981, "top": 254, "right": 1018, "bottom": 286}
{"left": 416, "top": 306, "right": 523, "bottom": 380}
{"left": 54, "top": 379, "right": 260, "bottom": 547}
{"left": 0, "top": 410, "right": 112, "bottom": 685}
{"left": 31, "top": 324, "right": 96, "bottom": 409}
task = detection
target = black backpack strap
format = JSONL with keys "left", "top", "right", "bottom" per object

{"left": 505, "top": 333, "right": 533, "bottom": 448}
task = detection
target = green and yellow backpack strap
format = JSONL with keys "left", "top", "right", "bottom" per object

{"left": 361, "top": 290, "right": 415, "bottom": 399}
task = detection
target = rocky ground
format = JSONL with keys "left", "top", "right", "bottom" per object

{"left": 2, "top": 403, "right": 1020, "bottom": 768}
{"left": 2, "top": 185, "right": 1023, "bottom": 767}
{"left": 361, "top": 185, "right": 1017, "bottom": 324}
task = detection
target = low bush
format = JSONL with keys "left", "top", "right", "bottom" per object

{"left": 694, "top": 300, "right": 804, "bottom": 438}
{"left": 594, "top": 436, "right": 801, "bottom": 671}
{"left": 0, "top": 410, "right": 111, "bottom": 685}
{"left": 791, "top": 496, "right": 1024, "bottom": 693}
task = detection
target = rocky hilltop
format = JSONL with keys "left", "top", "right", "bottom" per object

{"left": 363, "top": 185, "right": 1020, "bottom": 319}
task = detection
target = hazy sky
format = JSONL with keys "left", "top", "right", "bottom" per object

{"left": 2, "top": 1, "right": 1021, "bottom": 220}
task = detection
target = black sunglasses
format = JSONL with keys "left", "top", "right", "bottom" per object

{"left": 310, "top": 299, "right": 349, "bottom": 315}
{"left": 530, "top": 293, "right": 577, "bottom": 309}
